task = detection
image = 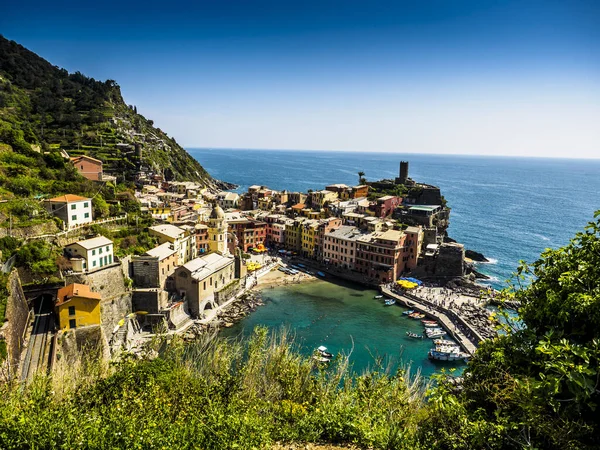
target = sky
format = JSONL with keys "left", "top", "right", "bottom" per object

{"left": 1, "top": 0, "right": 599, "bottom": 158}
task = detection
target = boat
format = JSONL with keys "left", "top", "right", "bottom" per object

{"left": 406, "top": 331, "right": 423, "bottom": 339}
{"left": 317, "top": 345, "right": 333, "bottom": 358}
{"left": 288, "top": 269, "right": 299, "bottom": 275}
{"left": 426, "top": 329, "right": 447, "bottom": 338}
{"left": 428, "top": 345, "right": 470, "bottom": 361}
{"left": 421, "top": 319, "right": 437, "bottom": 325}
{"left": 312, "top": 355, "right": 331, "bottom": 363}
{"left": 423, "top": 322, "right": 439, "bottom": 328}
{"left": 384, "top": 299, "right": 396, "bottom": 306}
{"left": 402, "top": 310, "right": 415, "bottom": 315}
{"left": 374, "top": 295, "right": 383, "bottom": 299}
{"left": 409, "top": 313, "right": 425, "bottom": 319}
{"left": 317, "top": 271, "right": 326, "bottom": 277}
{"left": 433, "top": 339, "right": 459, "bottom": 347}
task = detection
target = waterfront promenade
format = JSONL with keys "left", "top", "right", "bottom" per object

{"left": 381, "top": 286, "right": 479, "bottom": 355}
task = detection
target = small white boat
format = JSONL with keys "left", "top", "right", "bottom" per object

{"left": 374, "top": 295, "right": 383, "bottom": 299}
{"left": 426, "top": 329, "right": 447, "bottom": 338}
{"left": 406, "top": 331, "right": 423, "bottom": 339}
{"left": 384, "top": 299, "right": 396, "bottom": 306}
{"left": 428, "top": 350, "right": 468, "bottom": 361}
{"left": 313, "top": 355, "right": 331, "bottom": 363}
{"left": 423, "top": 322, "right": 439, "bottom": 328}
{"left": 433, "top": 339, "right": 459, "bottom": 347}
{"left": 402, "top": 310, "right": 415, "bottom": 315}
{"left": 317, "top": 345, "right": 333, "bottom": 358}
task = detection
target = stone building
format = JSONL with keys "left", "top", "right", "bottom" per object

{"left": 131, "top": 242, "right": 177, "bottom": 289}
{"left": 174, "top": 253, "right": 235, "bottom": 318}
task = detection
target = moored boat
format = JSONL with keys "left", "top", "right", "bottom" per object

{"left": 317, "top": 345, "right": 333, "bottom": 358}
{"left": 433, "top": 339, "right": 459, "bottom": 347}
{"left": 428, "top": 349, "right": 468, "bottom": 361}
{"left": 426, "top": 328, "right": 447, "bottom": 338}
{"left": 384, "top": 299, "right": 396, "bottom": 306}
{"left": 317, "top": 271, "right": 326, "bottom": 277}
{"left": 374, "top": 295, "right": 383, "bottom": 299}
{"left": 421, "top": 319, "right": 437, "bottom": 325}
{"left": 402, "top": 310, "right": 415, "bottom": 315}
{"left": 423, "top": 322, "right": 439, "bottom": 328}
{"left": 406, "top": 331, "right": 423, "bottom": 339}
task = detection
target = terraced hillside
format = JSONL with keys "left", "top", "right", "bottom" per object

{"left": 0, "top": 35, "right": 229, "bottom": 188}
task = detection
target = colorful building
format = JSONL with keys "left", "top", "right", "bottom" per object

{"left": 356, "top": 230, "right": 407, "bottom": 283}
{"left": 55, "top": 283, "right": 101, "bottom": 330}
{"left": 70, "top": 155, "right": 103, "bottom": 181}
{"left": 323, "top": 225, "right": 363, "bottom": 270}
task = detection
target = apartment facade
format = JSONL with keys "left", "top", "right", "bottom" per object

{"left": 45, "top": 194, "right": 93, "bottom": 230}
{"left": 65, "top": 236, "right": 114, "bottom": 272}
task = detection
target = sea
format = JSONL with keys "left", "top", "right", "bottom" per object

{"left": 190, "top": 148, "right": 600, "bottom": 376}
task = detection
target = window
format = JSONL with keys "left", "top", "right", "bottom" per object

{"left": 92, "top": 249, "right": 96, "bottom": 255}
{"left": 68, "top": 306, "right": 76, "bottom": 316}
{"left": 84, "top": 213, "right": 89, "bottom": 218}
{"left": 69, "top": 319, "right": 77, "bottom": 329}
{"left": 93, "top": 260, "right": 96, "bottom": 267}
{"left": 106, "top": 246, "right": 110, "bottom": 252}
{"left": 108, "top": 255, "right": 112, "bottom": 263}
{"left": 71, "top": 204, "right": 76, "bottom": 210}
{"left": 72, "top": 215, "right": 77, "bottom": 221}
{"left": 99, "top": 248, "right": 103, "bottom": 254}
{"left": 84, "top": 202, "right": 89, "bottom": 208}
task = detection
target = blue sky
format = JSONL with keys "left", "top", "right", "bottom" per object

{"left": 2, "top": 0, "right": 599, "bottom": 158}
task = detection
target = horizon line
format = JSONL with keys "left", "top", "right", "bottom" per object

{"left": 184, "top": 146, "right": 600, "bottom": 161}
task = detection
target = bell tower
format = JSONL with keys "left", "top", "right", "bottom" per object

{"left": 208, "top": 204, "right": 228, "bottom": 255}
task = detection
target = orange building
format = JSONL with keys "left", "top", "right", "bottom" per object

{"left": 55, "top": 283, "right": 101, "bottom": 330}
{"left": 71, "top": 155, "right": 103, "bottom": 181}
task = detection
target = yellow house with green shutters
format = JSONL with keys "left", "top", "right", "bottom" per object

{"left": 55, "top": 283, "right": 101, "bottom": 330}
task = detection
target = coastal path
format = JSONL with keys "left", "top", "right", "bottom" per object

{"left": 381, "top": 286, "right": 478, "bottom": 355}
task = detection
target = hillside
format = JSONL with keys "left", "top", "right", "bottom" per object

{"left": 0, "top": 35, "right": 231, "bottom": 189}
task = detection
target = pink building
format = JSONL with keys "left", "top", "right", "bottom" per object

{"left": 322, "top": 225, "right": 363, "bottom": 270}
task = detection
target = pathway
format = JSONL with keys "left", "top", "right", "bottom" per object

{"left": 381, "top": 286, "right": 478, "bottom": 355}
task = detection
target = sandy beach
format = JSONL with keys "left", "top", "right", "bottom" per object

{"left": 253, "top": 265, "right": 319, "bottom": 291}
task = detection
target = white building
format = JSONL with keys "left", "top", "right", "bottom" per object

{"left": 216, "top": 192, "right": 240, "bottom": 209}
{"left": 65, "top": 236, "right": 114, "bottom": 272}
{"left": 45, "top": 194, "right": 93, "bottom": 230}
{"left": 149, "top": 224, "right": 196, "bottom": 265}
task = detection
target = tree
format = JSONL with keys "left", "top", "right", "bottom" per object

{"left": 420, "top": 211, "right": 600, "bottom": 449}
{"left": 358, "top": 170, "right": 365, "bottom": 184}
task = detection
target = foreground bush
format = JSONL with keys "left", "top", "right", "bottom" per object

{"left": 0, "top": 328, "right": 424, "bottom": 449}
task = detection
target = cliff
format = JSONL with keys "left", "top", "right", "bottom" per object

{"left": 0, "top": 35, "right": 231, "bottom": 190}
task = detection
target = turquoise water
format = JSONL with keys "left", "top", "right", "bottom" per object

{"left": 220, "top": 278, "right": 465, "bottom": 378}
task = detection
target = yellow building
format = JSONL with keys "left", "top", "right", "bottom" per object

{"left": 301, "top": 220, "right": 319, "bottom": 258}
{"left": 56, "top": 283, "right": 101, "bottom": 330}
{"left": 285, "top": 219, "right": 304, "bottom": 252}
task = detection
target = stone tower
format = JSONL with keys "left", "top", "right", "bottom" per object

{"left": 208, "top": 204, "right": 228, "bottom": 255}
{"left": 397, "top": 161, "right": 409, "bottom": 185}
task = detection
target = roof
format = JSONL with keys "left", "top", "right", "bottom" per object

{"left": 149, "top": 224, "right": 186, "bottom": 239}
{"left": 71, "top": 155, "right": 103, "bottom": 164}
{"left": 210, "top": 205, "right": 225, "bottom": 220}
{"left": 67, "top": 236, "right": 113, "bottom": 250}
{"left": 181, "top": 253, "right": 234, "bottom": 281}
{"left": 409, "top": 205, "right": 440, "bottom": 212}
{"left": 145, "top": 242, "right": 176, "bottom": 260}
{"left": 405, "top": 226, "right": 422, "bottom": 234}
{"left": 56, "top": 283, "right": 101, "bottom": 307}
{"left": 48, "top": 194, "right": 90, "bottom": 203}
{"left": 325, "top": 225, "right": 364, "bottom": 241}
{"left": 291, "top": 203, "right": 306, "bottom": 210}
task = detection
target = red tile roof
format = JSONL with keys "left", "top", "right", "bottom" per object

{"left": 48, "top": 194, "right": 90, "bottom": 203}
{"left": 56, "top": 283, "right": 101, "bottom": 307}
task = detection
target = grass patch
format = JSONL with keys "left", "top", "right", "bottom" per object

{"left": 0, "top": 327, "right": 425, "bottom": 449}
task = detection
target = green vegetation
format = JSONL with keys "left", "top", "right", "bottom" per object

{"left": 0, "top": 272, "right": 8, "bottom": 325}
{"left": 14, "top": 240, "right": 61, "bottom": 282}
{"left": 419, "top": 211, "right": 600, "bottom": 449}
{"left": 0, "top": 328, "right": 424, "bottom": 449}
{"left": 1, "top": 214, "right": 599, "bottom": 447}
{"left": 0, "top": 35, "right": 213, "bottom": 184}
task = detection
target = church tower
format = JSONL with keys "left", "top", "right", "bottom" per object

{"left": 208, "top": 204, "right": 228, "bottom": 255}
